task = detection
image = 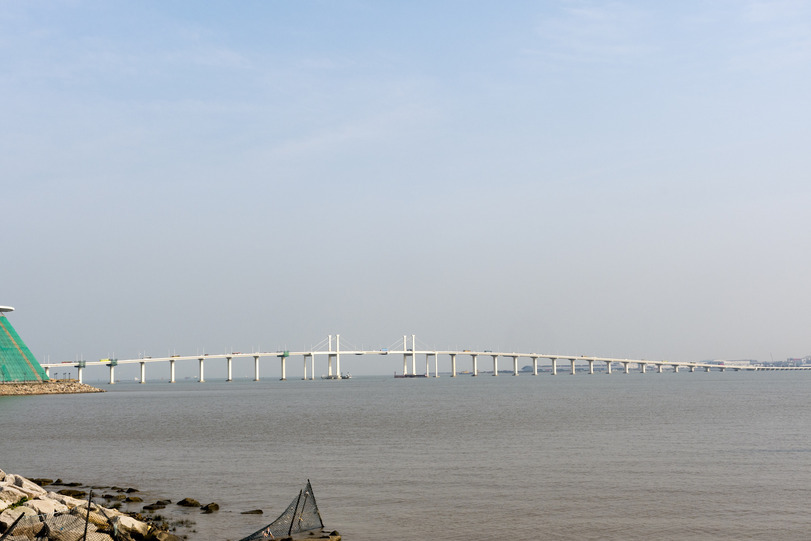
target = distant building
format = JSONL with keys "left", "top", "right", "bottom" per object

{"left": 0, "top": 306, "right": 49, "bottom": 383}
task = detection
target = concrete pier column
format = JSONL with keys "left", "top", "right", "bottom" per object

{"left": 335, "top": 334, "right": 341, "bottom": 379}
{"left": 705, "top": 366, "right": 710, "bottom": 372}
{"left": 199, "top": 358, "right": 205, "bottom": 383}
{"left": 622, "top": 362, "right": 629, "bottom": 374}
{"left": 656, "top": 364, "right": 663, "bottom": 373}
{"left": 689, "top": 365, "right": 695, "bottom": 373}
{"left": 280, "top": 356, "right": 287, "bottom": 381}
{"left": 410, "top": 335, "right": 416, "bottom": 376}
{"left": 425, "top": 354, "right": 430, "bottom": 377}
{"left": 303, "top": 355, "right": 308, "bottom": 380}
{"left": 640, "top": 363, "right": 646, "bottom": 374}
{"left": 140, "top": 361, "right": 146, "bottom": 384}
{"left": 226, "top": 357, "right": 233, "bottom": 382}
{"left": 450, "top": 353, "right": 457, "bottom": 377}
{"left": 570, "top": 358, "right": 576, "bottom": 375}
{"left": 328, "top": 355, "right": 334, "bottom": 377}
{"left": 402, "top": 335, "right": 408, "bottom": 376}
{"left": 77, "top": 366, "right": 83, "bottom": 384}
{"left": 109, "top": 364, "right": 115, "bottom": 385}
{"left": 44, "top": 367, "right": 50, "bottom": 378}
{"left": 310, "top": 355, "right": 315, "bottom": 380}
{"left": 532, "top": 357, "right": 538, "bottom": 375}
{"left": 588, "top": 360, "right": 594, "bottom": 375}
{"left": 673, "top": 365, "right": 679, "bottom": 373}
{"left": 720, "top": 366, "right": 726, "bottom": 372}
{"left": 254, "top": 356, "right": 260, "bottom": 381}
{"left": 510, "top": 356, "right": 518, "bottom": 376}
{"left": 472, "top": 354, "right": 478, "bottom": 376}
{"left": 551, "top": 358, "right": 557, "bottom": 375}
{"left": 492, "top": 355, "right": 499, "bottom": 376}
{"left": 170, "top": 359, "right": 176, "bottom": 383}
{"left": 605, "top": 361, "right": 612, "bottom": 374}
{"left": 433, "top": 354, "right": 439, "bottom": 377}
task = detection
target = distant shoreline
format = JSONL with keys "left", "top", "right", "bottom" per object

{"left": 0, "top": 380, "right": 104, "bottom": 396}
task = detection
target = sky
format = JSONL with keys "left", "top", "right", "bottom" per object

{"left": 3, "top": 0, "right": 811, "bottom": 378}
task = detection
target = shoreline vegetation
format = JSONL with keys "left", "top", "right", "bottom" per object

{"left": 0, "top": 380, "right": 105, "bottom": 396}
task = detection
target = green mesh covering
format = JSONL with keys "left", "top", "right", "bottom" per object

{"left": 0, "top": 314, "right": 48, "bottom": 382}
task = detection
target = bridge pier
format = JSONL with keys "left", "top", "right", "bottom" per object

{"left": 77, "top": 365, "right": 83, "bottom": 384}
{"left": 492, "top": 355, "right": 498, "bottom": 376}
{"left": 673, "top": 365, "right": 679, "bottom": 373}
{"left": 109, "top": 364, "right": 115, "bottom": 385}
{"left": 44, "top": 366, "right": 50, "bottom": 378}
{"left": 656, "top": 364, "right": 663, "bottom": 374}
{"left": 226, "top": 356, "right": 233, "bottom": 382}
{"left": 140, "top": 361, "right": 146, "bottom": 384}
{"left": 622, "top": 361, "right": 629, "bottom": 374}
{"left": 551, "top": 358, "right": 557, "bottom": 375}
{"left": 403, "top": 335, "right": 409, "bottom": 375}
{"left": 605, "top": 361, "right": 612, "bottom": 374}
{"left": 531, "top": 357, "right": 538, "bottom": 375}
{"left": 303, "top": 355, "right": 308, "bottom": 380}
{"left": 254, "top": 355, "right": 260, "bottom": 381}
{"left": 640, "top": 363, "right": 646, "bottom": 374}
{"left": 472, "top": 354, "right": 478, "bottom": 376}
{"left": 450, "top": 353, "right": 457, "bottom": 377}
{"left": 198, "top": 358, "right": 205, "bottom": 383}
{"left": 689, "top": 365, "right": 695, "bottom": 373}
{"left": 280, "top": 356, "right": 287, "bottom": 381}
{"left": 705, "top": 366, "right": 710, "bottom": 372}
{"left": 170, "top": 359, "right": 176, "bottom": 383}
{"left": 588, "top": 360, "right": 594, "bottom": 375}
{"left": 511, "top": 356, "right": 519, "bottom": 376}
{"left": 570, "top": 358, "right": 576, "bottom": 375}
{"left": 432, "top": 353, "right": 439, "bottom": 377}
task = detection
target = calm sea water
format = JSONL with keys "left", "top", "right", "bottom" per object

{"left": 2, "top": 372, "right": 810, "bottom": 540}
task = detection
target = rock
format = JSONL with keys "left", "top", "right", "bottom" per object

{"left": 125, "top": 487, "right": 139, "bottom": 493}
{"left": 176, "top": 497, "right": 200, "bottom": 507}
{"left": 42, "top": 514, "right": 97, "bottom": 541}
{"left": 23, "top": 497, "right": 69, "bottom": 515}
{"left": 57, "top": 488, "right": 87, "bottom": 499}
{"left": 200, "top": 502, "right": 219, "bottom": 513}
{"left": 45, "top": 491, "right": 91, "bottom": 509}
{"left": 0, "top": 506, "right": 38, "bottom": 532}
{"left": 2, "top": 513, "right": 45, "bottom": 538}
{"left": 241, "top": 509, "right": 263, "bottom": 514}
{"left": 111, "top": 515, "right": 152, "bottom": 540}
{"left": 143, "top": 502, "right": 166, "bottom": 511}
{"left": 30, "top": 478, "right": 54, "bottom": 487}
{"left": 10, "top": 475, "right": 47, "bottom": 498}
{"left": 125, "top": 496, "right": 143, "bottom": 503}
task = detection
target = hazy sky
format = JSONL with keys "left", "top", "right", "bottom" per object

{"left": 3, "top": 1, "right": 810, "bottom": 377}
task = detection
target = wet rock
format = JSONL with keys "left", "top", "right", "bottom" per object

{"left": 143, "top": 502, "right": 166, "bottom": 511}
{"left": 125, "top": 496, "right": 143, "bottom": 503}
{"left": 125, "top": 487, "right": 140, "bottom": 493}
{"left": 176, "top": 497, "right": 200, "bottom": 507}
{"left": 30, "top": 478, "right": 54, "bottom": 487}
{"left": 200, "top": 502, "right": 219, "bottom": 513}
{"left": 241, "top": 509, "right": 263, "bottom": 514}
{"left": 57, "top": 488, "right": 87, "bottom": 499}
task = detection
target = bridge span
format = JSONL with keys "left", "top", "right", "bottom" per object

{"left": 40, "top": 334, "right": 809, "bottom": 384}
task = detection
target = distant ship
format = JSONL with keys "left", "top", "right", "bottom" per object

{"left": 394, "top": 372, "right": 427, "bottom": 378}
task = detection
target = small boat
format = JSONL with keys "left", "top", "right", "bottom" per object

{"left": 394, "top": 372, "right": 427, "bottom": 378}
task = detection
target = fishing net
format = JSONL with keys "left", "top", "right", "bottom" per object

{"left": 1, "top": 511, "right": 115, "bottom": 541}
{"left": 239, "top": 481, "right": 324, "bottom": 540}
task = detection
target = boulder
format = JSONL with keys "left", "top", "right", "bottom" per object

{"left": 111, "top": 515, "right": 152, "bottom": 540}
{"left": 23, "top": 497, "right": 69, "bottom": 515}
{"left": 45, "top": 492, "right": 88, "bottom": 508}
{"left": 57, "top": 488, "right": 87, "bottom": 499}
{"left": 0, "top": 506, "right": 38, "bottom": 532}
{"left": 200, "top": 502, "right": 219, "bottom": 513}
{"left": 241, "top": 509, "right": 263, "bottom": 514}
{"left": 11, "top": 474, "right": 47, "bottom": 498}
{"left": 2, "top": 513, "right": 45, "bottom": 538}
{"left": 41, "top": 514, "right": 96, "bottom": 541}
{"left": 176, "top": 497, "right": 200, "bottom": 507}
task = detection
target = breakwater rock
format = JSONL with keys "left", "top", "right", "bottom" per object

{"left": 0, "top": 380, "right": 104, "bottom": 396}
{"left": 0, "top": 470, "right": 177, "bottom": 541}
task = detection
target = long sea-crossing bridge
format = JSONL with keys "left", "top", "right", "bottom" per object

{"left": 39, "top": 334, "right": 808, "bottom": 384}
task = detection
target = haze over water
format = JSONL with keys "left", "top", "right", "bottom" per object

{"left": 2, "top": 373, "right": 810, "bottom": 540}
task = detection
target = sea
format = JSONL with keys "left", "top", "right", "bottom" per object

{"left": 2, "top": 371, "right": 810, "bottom": 540}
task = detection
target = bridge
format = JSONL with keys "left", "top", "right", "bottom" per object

{"left": 39, "top": 334, "right": 810, "bottom": 384}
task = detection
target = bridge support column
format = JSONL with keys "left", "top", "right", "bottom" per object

{"left": 170, "top": 359, "right": 176, "bottom": 383}
{"left": 199, "top": 358, "right": 205, "bottom": 383}
{"left": 109, "top": 364, "right": 115, "bottom": 385}
{"left": 605, "top": 361, "right": 612, "bottom": 374}
{"left": 656, "top": 364, "right": 663, "bottom": 373}
{"left": 328, "top": 355, "right": 334, "bottom": 378}
{"left": 689, "top": 365, "right": 695, "bottom": 372}
{"left": 254, "top": 356, "right": 260, "bottom": 381}
{"left": 570, "top": 359, "right": 576, "bottom": 375}
{"left": 532, "top": 357, "right": 538, "bottom": 375}
{"left": 77, "top": 366, "right": 83, "bottom": 384}
{"left": 280, "top": 356, "right": 287, "bottom": 381}
{"left": 472, "top": 354, "right": 478, "bottom": 376}
{"left": 303, "top": 355, "right": 308, "bottom": 380}
{"left": 492, "top": 355, "right": 498, "bottom": 376}
{"left": 622, "top": 362, "right": 629, "bottom": 374}
{"left": 512, "top": 356, "right": 519, "bottom": 376}
{"left": 310, "top": 354, "right": 315, "bottom": 380}
{"left": 402, "top": 335, "right": 408, "bottom": 376}
{"left": 673, "top": 365, "right": 679, "bottom": 373}
{"left": 450, "top": 354, "right": 457, "bottom": 377}
{"left": 140, "top": 361, "right": 146, "bottom": 384}
{"left": 640, "top": 363, "right": 646, "bottom": 374}
{"left": 226, "top": 357, "right": 233, "bottom": 382}
{"left": 588, "top": 360, "right": 594, "bottom": 375}
{"left": 44, "top": 367, "right": 49, "bottom": 378}
{"left": 551, "top": 358, "right": 557, "bottom": 375}
{"left": 410, "top": 334, "right": 416, "bottom": 376}
{"left": 433, "top": 353, "right": 439, "bottom": 377}
{"left": 335, "top": 334, "right": 342, "bottom": 379}
{"left": 705, "top": 366, "right": 710, "bottom": 372}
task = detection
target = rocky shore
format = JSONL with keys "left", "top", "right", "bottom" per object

{"left": 0, "top": 471, "right": 342, "bottom": 541}
{"left": 0, "top": 380, "right": 104, "bottom": 396}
